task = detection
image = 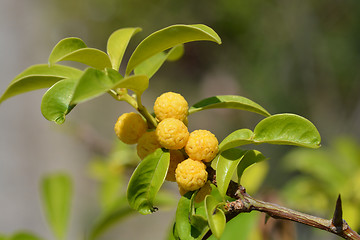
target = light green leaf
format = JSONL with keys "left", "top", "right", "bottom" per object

{"left": 0, "top": 64, "right": 82, "bottom": 104}
{"left": 253, "top": 113, "right": 321, "bottom": 148}
{"left": 204, "top": 195, "right": 226, "bottom": 240}
{"left": 237, "top": 150, "right": 267, "bottom": 183}
{"left": 107, "top": 28, "right": 142, "bottom": 71}
{"left": 48, "top": 38, "right": 87, "bottom": 64}
{"left": 126, "top": 24, "right": 221, "bottom": 75}
{"left": 218, "top": 129, "right": 255, "bottom": 152}
{"left": 49, "top": 37, "right": 111, "bottom": 69}
{"left": 216, "top": 148, "right": 247, "bottom": 197}
{"left": 70, "top": 68, "right": 148, "bottom": 104}
{"left": 41, "top": 78, "right": 77, "bottom": 124}
{"left": 188, "top": 95, "right": 271, "bottom": 117}
{"left": 127, "top": 148, "right": 170, "bottom": 215}
{"left": 176, "top": 192, "right": 203, "bottom": 240}
{"left": 10, "top": 232, "right": 44, "bottom": 240}
{"left": 109, "top": 69, "right": 149, "bottom": 95}
{"left": 41, "top": 173, "right": 72, "bottom": 240}
{"left": 167, "top": 44, "right": 185, "bottom": 61}
{"left": 134, "top": 45, "right": 184, "bottom": 79}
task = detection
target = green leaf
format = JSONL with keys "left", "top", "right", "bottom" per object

{"left": 70, "top": 68, "right": 148, "bottom": 104}
{"left": 41, "top": 78, "right": 77, "bottom": 124}
{"left": 189, "top": 95, "right": 271, "bottom": 116}
{"left": 0, "top": 64, "right": 82, "bottom": 104}
{"left": 216, "top": 148, "right": 247, "bottom": 197}
{"left": 134, "top": 45, "right": 184, "bottom": 79}
{"left": 109, "top": 69, "right": 149, "bottom": 95}
{"left": 237, "top": 150, "right": 267, "bottom": 183}
{"left": 176, "top": 192, "right": 203, "bottom": 240}
{"left": 127, "top": 148, "right": 170, "bottom": 215}
{"left": 107, "top": 28, "right": 142, "bottom": 71}
{"left": 126, "top": 24, "right": 221, "bottom": 75}
{"left": 49, "top": 37, "right": 111, "bottom": 69}
{"left": 218, "top": 129, "right": 255, "bottom": 152}
{"left": 10, "top": 232, "right": 44, "bottom": 240}
{"left": 41, "top": 173, "right": 72, "bottom": 240}
{"left": 253, "top": 113, "right": 321, "bottom": 148}
{"left": 204, "top": 195, "right": 226, "bottom": 239}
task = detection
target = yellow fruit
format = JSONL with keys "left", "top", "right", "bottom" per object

{"left": 165, "top": 150, "right": 185, "bottom": 182}
{"left": 136, "top": 131, "right": 162, "bottom": 159}
{"left": 194, "top": 181, "right": 212, "bottom": 203}
{"left": 175, "top": 158, "right": 208, "bottom": 191}
{"left": 156, "top": 118, "right": 189, "bottom": 150}
{"left": 185, "top": 130, "right": 219, "bottom": 162}
{"left": 154, "top": 92, "right": 188, "bottom": 122}
{"left": 114, "top": 112, "right": 147, "bottom": 144}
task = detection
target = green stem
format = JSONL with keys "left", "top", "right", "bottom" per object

{"left": 135, "top": 93, "right": 157, "bottom": 129}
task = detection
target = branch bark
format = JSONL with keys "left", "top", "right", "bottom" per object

{"left": 206, "top": 167, "right": 360, "bottom": 240}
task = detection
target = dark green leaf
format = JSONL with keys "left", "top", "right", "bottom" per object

{"left": 237, "top": 150, "right": 267, "bottom": 183}
{"left": 175, "top": 192, "right": 203, "bottom": 240}
{"left": 41, "top": 78, "right": 77, "bottom": 124}
{"left": 188, "top": 95, "right": 271, "bottom": 117}
{"left": 0, "top": 64, "right": 82, "bottom": 104}
{"left": 107, "top": 28, "right": 142, "bottom": 71}
{"left": 204, "top": 195, "right": 226, "bottom": 239}
{"left": 10, "top": 232, "right": 43, "bottom": 240}
{"left": 41, "top": 173, "right": 72, "bottom": 240}
{"left": 127, "top": 148, "right": 170, "bottom": 215}
{"left": 126, "top": 24, "right": 221, "bottom": 75}
{"left": 218, "top": 129, "right": 254, "bottom": 152}
{"left": 134, "top": 45, "right": 185, "bottom": 79}
{"left": 253, "top": 113, "right": 321, "bottom": 148}
{"left": 216, "top": 148, "right": 247, "bottom": 197}
{"left": 49, "top": 37, "right": 111, "bottom": 69}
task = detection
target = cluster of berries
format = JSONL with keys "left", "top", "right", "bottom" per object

{"left": 114, "top": 92, "right": 219, "bottom": 196}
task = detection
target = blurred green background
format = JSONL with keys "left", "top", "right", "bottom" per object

{"left": 0, "top": 0, "right": 359, "bottom": 239}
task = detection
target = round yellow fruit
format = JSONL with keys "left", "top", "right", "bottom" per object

{"left": 136, "top": 131, "right": 161, "bottom": 160}
{"left": 175, "top": 158, "right": 208, "bottom": 191}
{"left": 154, "top": 92, "right": 188, "bottom": 122}
{"left": 165, "top": 150, "right": 185, "bottom": 182}
{"left": 185, "top": 130, "right": 219, "bottom": 162}
{"left": 114, "top": 112, "right": 147, "bottom": 144}
{"left": 156, "top": 118, "right": 189, "bottom": 150}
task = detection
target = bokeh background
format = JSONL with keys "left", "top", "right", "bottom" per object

{"left": 1, "top": 0, "right": 360, "bottom": 239}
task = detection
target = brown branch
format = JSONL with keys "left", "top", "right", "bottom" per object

{"left": 206, "top": 167, "right": 360, "bottom": 240}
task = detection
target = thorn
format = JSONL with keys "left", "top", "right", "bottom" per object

{"left": 332, "top": 194, "right": 343, "bottom": 230}
{"left": 264, "top": 214, "right": 271, "bottom": 224}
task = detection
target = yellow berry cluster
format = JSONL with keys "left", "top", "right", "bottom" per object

{"left": 114, "top": 92, "right": 219, "bottom": 197}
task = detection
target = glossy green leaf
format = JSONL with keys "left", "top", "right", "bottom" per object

{"left": 167, "top": 44, "right": 185, "bottom": 61}
{"left": 218, "top": 129, "right": 255, "bottom": 152}
{"left": 176, "top": 192, "right": 203, "bottom": 240}
{"left": 126, "top": 24, "right": 221, "bottom": 75}
{"left": 48, "top": 38, "right": 86, "bottom": 63}
{"left": 10, "top": 232, "right": 43, "bottom": 240}
{"left": 109, "top": 69, "right": 149, "bottom": 94}
{"left": 41, "top": 173, "right": 72, "bottom": 240}
{"left": 134, "top": 45, "right": 184, "bottom": 79}
{"left": 49, "top": 37, "right": 111, "bottom": 69}
{"left": 41, "top": 78, "right": 77, "bottom": 124}
{"left": 204, "top": 195, "right": 226, "bottom": 239}
{"left": 188, "top": 95, "right": 271, "bottom": 116}
{"left": 216, "top": 148, "right": 247, "bottom": 197}
{"left": 237, "top": 150, "right": 267, "bottom": 183}
{"left": 107, "top": 28, "right": 142, "bottom": 71}
{"left": 253, "top": 113, "right": 321, "bottom": 148}
{"left": 127, "top": 148, "right": 170, "bottom": 215}
{"left": 0, "top": 64, "right": 82, "bottom": 104}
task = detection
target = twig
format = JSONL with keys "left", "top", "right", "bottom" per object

{"left": 205, "top": 167, "right": 360, "bottom": 240}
